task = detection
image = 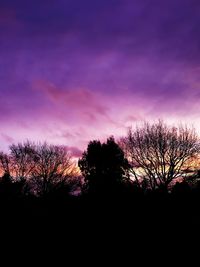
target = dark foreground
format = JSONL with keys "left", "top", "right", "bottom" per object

{"left": 0, "top": 190, "right": 199, "bottom": 265}
{"left": 1, "top": 192, "right": 199, "bottom": 237}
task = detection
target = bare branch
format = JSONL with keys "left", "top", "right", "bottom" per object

{"left": 121, "top": 121, "right": 200, "bottom": 189}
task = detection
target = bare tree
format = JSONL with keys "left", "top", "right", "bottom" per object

{"left": 9, "top": 141, "right": 37, "bottom": 180}
{"left": 121, "top": 121, "right": 200, "bottom": 190}
{"left": 31, "top": 143, "right": 76, "bottom": 196}
{"left": 0, "top": 152, "right": 11, "bottom": 176}
{"left": 0, "top": 141, "right": 79, "bottom": 196}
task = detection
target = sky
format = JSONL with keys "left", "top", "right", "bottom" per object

{"left": 0, "top": 0, "right": 200, "bottom": 155}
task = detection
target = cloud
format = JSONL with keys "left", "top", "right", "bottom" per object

{"left": 65, "top": 146, "right": 83, "bottom": 158}
{"left": 1, "top": 0, "right": 200, "bottom": 151}
{"left": 1, "top": 133, "right": 14, "bottom": 144}
{"left": 2, "top": 0, "right": 200, "bottom": 65}
{"left": 35, "top": 80, "right": 110, "bottom": 122}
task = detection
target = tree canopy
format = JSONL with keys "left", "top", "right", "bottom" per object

{"left": 121, "top": 121, "right": 200, "bottom": 189}
{"left": 78, "top": 137, "right": 129, "bottom": 195}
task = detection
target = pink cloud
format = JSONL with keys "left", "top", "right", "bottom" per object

{"left": 51, "top": 86, "right": 107, "bottom": 116}
{"left": 14, "top": 79, "right": 199, "bottom": 155}
{"left": 64, "top": 146, "right": 83, "bottom": 158}
{"left": 34, "top": 80, "right": 111, "bottom": 122}
{"left": 33, "top": 79, "right": 149, "bottom": 135}
{"left": 1, "top": 133, "right": 14, "bottom": 144}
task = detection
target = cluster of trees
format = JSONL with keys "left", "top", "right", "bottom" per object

{"left": 0, "top": 121, "right": 200, "bottom": 201}
{"left": 0, "top": 142, "right": 79, "bottom": 197}
{"left": 79, "top": 121, "right": 200, "bottom": 196}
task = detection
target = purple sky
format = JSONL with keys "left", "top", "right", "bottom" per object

{"left": 1, "top": 0, "right": 200, "bottom": 155}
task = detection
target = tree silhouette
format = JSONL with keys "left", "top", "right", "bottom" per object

{"left": 0, "top": 172, "right": 26, "bottom": 199}
{"left": 78, "top": 137, "right": 129, "bottom": 195}
{"left": 0, "top": 141, "right": 79, "bottom": 197}
{"left": 0, "top": 152, "right": 11, "bottom": 176}
{"left": 30, "top": 143, "right": 76, "bottom": 196}
{"left": 121, "top": 121, "right": 199, "bottom": 190}
{"left": 9, "top": 141, "right": 37, "bottom": 180}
